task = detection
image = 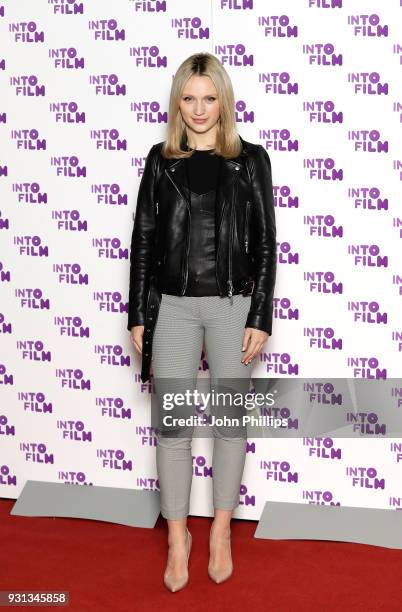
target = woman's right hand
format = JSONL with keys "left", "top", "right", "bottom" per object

{"left": 130, "top": 325, "right": 144, "bottom": 355}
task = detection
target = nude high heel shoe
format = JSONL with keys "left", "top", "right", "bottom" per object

{"left": 163, "top": 527, "right": 192, "bottom": 593}
{"left": 208, "top": 524, "right": 233, "bottom": 584}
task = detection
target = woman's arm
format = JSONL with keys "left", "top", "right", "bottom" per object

{"left": 127, "top": 144, "right": 158, "bottom": 331}
{"left": 245, "top": 145, "right": 277, "bottom": 336}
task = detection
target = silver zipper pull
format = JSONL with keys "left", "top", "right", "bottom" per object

{"left": 156, "top": 202, "right": 158, "bottom": 215}
{"left": 227, "top": 280, "right": 234, "bottom": 305}
{"left": 245, "top": 239, "right": 249, "bottom": 253}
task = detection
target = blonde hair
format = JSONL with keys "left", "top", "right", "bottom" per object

{"left": 161, "top": 52, "right": 242, "bottom": 159}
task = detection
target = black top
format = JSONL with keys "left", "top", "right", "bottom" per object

{"left": 182, "top": 150, "right": 221, "bottom": 296}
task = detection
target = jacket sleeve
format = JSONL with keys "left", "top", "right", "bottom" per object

{"left": 245, "top": 145, "right": 277, "bottom": 335}
{"left": 127, "top": 145, "right": 157, "bottom": 331}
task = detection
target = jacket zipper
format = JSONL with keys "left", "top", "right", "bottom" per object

{"left": 244, "top": 200, "right": 250, "bottom": 254}
{"left": 227, "top": 172, "right": 239, "bottom": 304}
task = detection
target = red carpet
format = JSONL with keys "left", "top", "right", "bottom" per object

{"left": 1, "top": 497, "right": 401, "bottom": 611}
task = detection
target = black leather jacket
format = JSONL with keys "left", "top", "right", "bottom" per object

{"left": 128, "top": 135, "right": 277, "bottom": 382}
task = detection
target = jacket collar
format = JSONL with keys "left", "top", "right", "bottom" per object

{"left": 164, "top": 134, "right": 249, "bottom": 171}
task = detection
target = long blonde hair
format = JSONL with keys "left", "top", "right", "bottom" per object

{"left": 161, "top": 52, "right": 242, "bottom": 159}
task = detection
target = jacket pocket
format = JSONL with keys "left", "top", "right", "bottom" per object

{"left": 244, "top": 200, "right": 251, "bottom": 253}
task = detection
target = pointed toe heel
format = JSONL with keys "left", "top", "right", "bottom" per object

{"left": 163, "top": 527, "right": 192, "bottom": 593}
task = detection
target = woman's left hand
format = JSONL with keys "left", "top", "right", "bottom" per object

{"left": 241, "top": 328, "right": 269, "bottom": 365}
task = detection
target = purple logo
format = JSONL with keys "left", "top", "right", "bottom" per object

{"left": 215, "top": 43, "right": 253, "bottom": 66}
{"left": 130, "top": 101, "right": 167, "bottom": 123}
{"left": 259, "top": 130, "right": 298, "bottom": 151}
{"left": 17, "top": 340, "right": 51, "bottom": 362}
{"left": 261, "top": 352, "right": 299, "bottom": 375}
{"left": 172, "top": 17, "right": 209, "bottom": 39}
{"left": 18, "top": 391, "right": 53, "bottom": 414}
{"left": 348, "top": 72, "right": 388, "bottom": 95}
{"left": 0, "top": 415, "right": 15, "bottom": 436}
{"left": 17, "top": 288, "right": 49, "bottom": 312}
{"left": 304, "top": 437, "right": 342, "bottom": 459}
{"left": 303, "top": 42, "right": 342, "bottom": 66}
{"left": 90, "top": 73, "right": 126, "bottom": 96}
{"left": 260, "top": 459, "right": 298, "bottom": 483}
{"left": 348, "top": 14, "right": 388, "bottom": 37}
{"left": 10, "top": 21, "right": 44, "bottom": 43}
{"left": 273, "top": 296, "right": 299, "bottom": 323}
{"left": 89, "top": 18, "right": 125, "bottom": 41}
{"left": 348, "top": 186, "right": 388, "bottom": 210}
{"left": 15, "top": 235, "right": 48, "bottom": 256}
{"left": 0, "top": 465, "right": 17, "bottom": 486}
{"left": 97, "top": 449, "right": 132, "bottom": 470}
{"left": 11, "top": 75, "right": 46, "bottom": 97}
{"left": 58, "top": 472, "right": 92, "bottom": 486}
{"left": 95, "top": 344, "right": 130, "bottom": 366}
{"left": 56, "top": 368, "right": 91, "bottom": 390}
{"left": 92, "top": 181, "right": 127, "bottom": 205}
{"left": 273, "top": 185, "right": 299, "bottom": 208}
{"left": 304, "top": 270, "right": 343, "bottom": 294}
{"left": 133, "top": 0, "right": 166, "bottom": 14}
{"left": 130, "top": 45, "right": 167, "bottom": 67}
{"left": 51, "top": 0, "right": 84, "bottom": 16}
{"left": 98, "top": 397, "right": 132, "bottom": 420}
{"left": 0, "top": 313, "right": 11, "bottom": 334}
{"left": 0, "top": 260, "right": 11, "bottom": 283}
{"left": 12, "top": 129, "right": 46, "bottom": 150}
{"left": 348, "top": 244, "right": 388, "bottom": 267}
{"left": 55, "top": 316, "right": 89, "bottom": 338}
{"left": 348, "top": 300, "right": 387, "bottom": 325}
{"left": 348, "top": 129, "right": 388, "bottom": 152}
{"left": 259, "top": 71, "right": 298, "bottom": 95}
{"left": 50, "top": 48, "right": 85, "bottom": 70}
{"left": 13, "top": 182, "right": 48, "bottom": 204}
{"left": 50, "top": 101, "right": 85, "bottom": 124}
{"left": 278, "top": 241, "right": 298, "bottom": 264}
{"left": 304, "top": 100, "right": 342, "bottom": 123}
{"left": 347, "top": 466, "right": 385, "bottom": 489}
{"left": 21, "top": 442, "right": 54, "bottom": 464}
{"left": 51, "top": 156, "right": 86, "bottom": 177}
{"left": 95, "top": 291, "right": 127, "bottom": 317}
{"left": 235, "top": 100, "right": 254, "bottom": 123}
{"left": 304, "top": 214, "right": 343, "bottom": 237}
{"left": 54, "top": 263, "right": 88, "bottom": 284}
{"left": 347, "top": 356, "right": 386, "bottom": 379}
{"left": 305, "top": 157, "right": 343, "bottom": 180}
{"left": 193, "top": 454, "right": 212, "bottom": 478}
{"left": 304, "top": 327, "right": 342, "bottom": 350}
{"left": 303, "top": 489, "right": 341, "bottom": 506}
{"left": 52, "top": 210, "right": 87, "bottom": 231}
{"left": 239, "top": 483, "right": 255, "bottom": 507}
{"left": 0, "top": 363, "right": 14, "bottom": 386}
{"left": 258, "top": 14, "right": 298, "bottom": 38}
{"left": 92, "top": 237, "right": 127, "bottom": 259}
{"left": 347, "top": 411, "right": 386, "bottom": 435}
{"left": 90, "top": 128, "right": 127, "bottom": 150}
{"left": 57, "top": 420, "right": 92, "bottom": 441}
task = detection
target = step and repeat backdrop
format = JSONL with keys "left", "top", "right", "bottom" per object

{"left": 1, "top": 0, "right": 402, "bottom": 520}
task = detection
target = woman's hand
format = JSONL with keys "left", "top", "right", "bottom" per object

{"left": 130, "top": 325, "right": 144, "bottom": 355}
{"left": 241, "top": 327, "right": 269, "bottom": 365}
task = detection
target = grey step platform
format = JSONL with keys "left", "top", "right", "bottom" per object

{"left": 255, "top": 501, "right": 402, "bottom": 549}
{"left": 11, "top": 480, "right": 161, "bottom": 528}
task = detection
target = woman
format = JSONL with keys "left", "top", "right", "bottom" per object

{"left": 128, "top": 52, "right": 276, "bottom": 592}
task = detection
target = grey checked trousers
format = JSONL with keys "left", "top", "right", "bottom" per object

{"left": 152, "top": 292, "right": 253, "bottom": 520}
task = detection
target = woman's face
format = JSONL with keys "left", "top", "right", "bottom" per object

{"left": 179, "top": 74, "right": 220, "bottom": 140}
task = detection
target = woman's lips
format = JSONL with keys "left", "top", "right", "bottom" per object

{"left": 192, "top": 118, "right": 208, "bottom": 124}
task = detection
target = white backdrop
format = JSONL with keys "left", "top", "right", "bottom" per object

{"left": 1, "top": 0, "right": 402, "bottom": 520}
